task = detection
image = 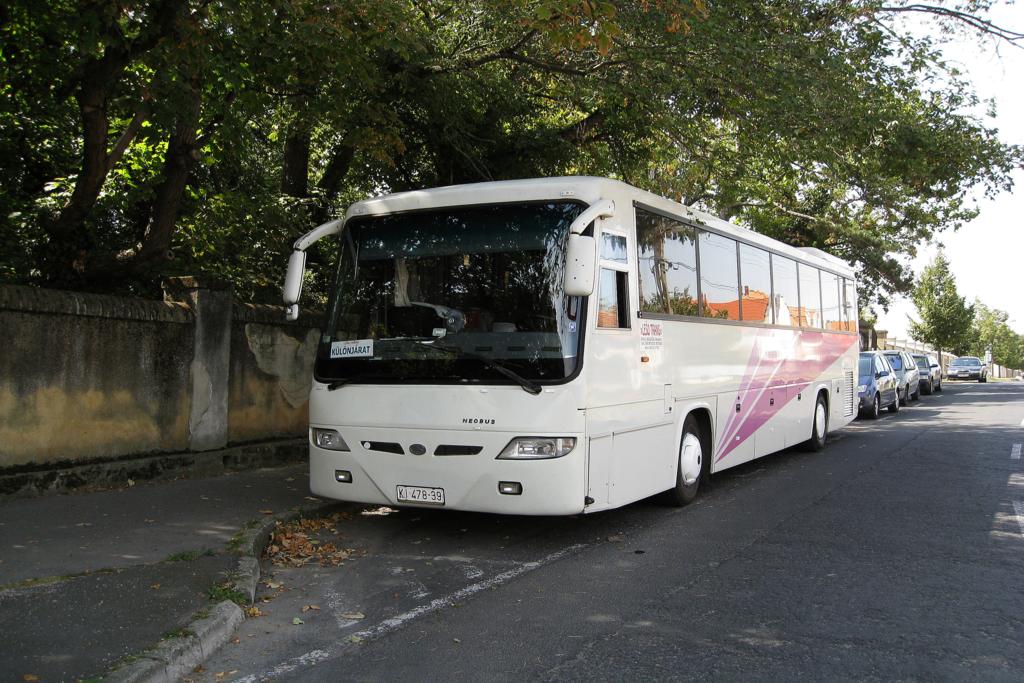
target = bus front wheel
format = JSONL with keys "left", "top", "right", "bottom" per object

{"left": 663, "top": 415, "right": 707, "bottom": 507}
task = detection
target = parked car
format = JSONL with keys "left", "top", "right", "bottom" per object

{"left": 858, "top": 351, "right": 900, "bottom": 418}
{"left": 882, "top": 350, "right": 921, "bottom": 404}
{"left": 912, "top": 353, "right": 943, "bottom": 394}
{"left": 948, "top": 356, "right": 988, "bottom": 382}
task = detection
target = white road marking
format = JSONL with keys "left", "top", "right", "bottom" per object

{"left": 231, "top": 544, "right": 586, "bottom": 682}
{"left": 1013, "top": 501, "right": 1024, "bottom": 537}
{"left": 1013, "top": 444, "right": 1022, "bottom": 460}
{"left": 233, "top": 649, "right": 331, "bottom": 683}
{"left": 353, "top": 544, "right": 586, "bottom": 642}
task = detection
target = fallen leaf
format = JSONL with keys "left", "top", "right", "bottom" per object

{"left": 341, "top": 611, "right": 365, "bottom": 620}
{"left": 265, "top": 580, "right": 282, "bottom": 589}
{"left": 23, "top": 675, "right": 39, "bottom": 682}
{"left": 301, "top": 604, "right": 321, "bottom": 612}
{"left": 453, "top": 638, "right": 461, "bottom": 644}
{"left": 150, "top": 583, "right": 161, "bottom": 590}
{"left": 349, "top": 635, "right": 363, "bottom": 644}
{"left": 245, "top": 606, "right": 264, "bottom": 618}
{"left": 259, "top": 509, "right": 274, "bottom": 515}
{"left": 607, "top": 534, "right": 625, "bottom": 542}
{"left": 230, "top": 638, "right": 241, "bottom": 645}
{"left": 292, "top": 617, "right": 304, "bottom": 625}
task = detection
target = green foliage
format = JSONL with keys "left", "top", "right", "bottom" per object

{"left": 971, "top": 300, "right": 1024, "bottom": 369}
{"left": 0, "top": 0, "right": 1020, "bottom": 306}
{"left": 909, "top": 251, "right": 975, "bottom": 356}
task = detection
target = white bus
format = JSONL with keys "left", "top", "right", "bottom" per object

{"left": 283, "top": 177, "right": 859, "bottom": 515}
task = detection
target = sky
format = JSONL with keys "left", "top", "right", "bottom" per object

{"left": 875, "top": 3, "right": 1024, "bottom": 340}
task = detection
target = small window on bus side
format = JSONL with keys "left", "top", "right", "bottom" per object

{"left": 698, "top": 230, "right": 740, "bottom": 320}
{"left": 798, "top": 264, "right": 822, "bottom": 328}
{"left": 597, "top": 268, "right": 630, "bottom": 328}
{"left": 771, "top": 255, "right": 799, "bottom": 326}
{"left": 842, "top": 278, "right": 857, "bottom": 332}
{"left": 636, "top": 209, "right": 699, "bottom": 316}
{"left": 821, "top": 271, "right": 841, "bottom": 331}
{"left": 739, "top": 243, "right": 772, "bottom": 323}
{"left": 601, "top": 233, "right": 628, "bottom": 263}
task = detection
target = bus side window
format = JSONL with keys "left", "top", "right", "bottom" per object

{"left": 597, "top": 268, "right": 630, "bottom": 329}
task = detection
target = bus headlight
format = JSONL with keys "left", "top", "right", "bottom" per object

{"left": 497, "top": 437, "right": 576, "bottom": 460}
{"left": 312, "top": 428, "right": 350, "bottom": 451}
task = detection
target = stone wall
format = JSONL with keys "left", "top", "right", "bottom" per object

{"left": 0, "top": 281, "right": 320, "bottom": 471}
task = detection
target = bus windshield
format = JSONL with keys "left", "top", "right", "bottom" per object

{"left": 316, "top": 201, "right": 586, "bottom": 386}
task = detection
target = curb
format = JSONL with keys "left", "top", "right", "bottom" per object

{"left": 105, "top": 601, "right": 244, "bottom": 683}
{"left": 0, "top": 438, "right": 308, "bottom": 499}
{"left": 104, "top": 501, "right": 341, "bottom": 683}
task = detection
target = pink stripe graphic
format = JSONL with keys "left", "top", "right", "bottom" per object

{"left": 715, "top": 331, "right": 858, "bottom": 462}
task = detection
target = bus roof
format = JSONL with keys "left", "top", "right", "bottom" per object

{"left": 344, "top": 176, "right": 854, "bottom": 278}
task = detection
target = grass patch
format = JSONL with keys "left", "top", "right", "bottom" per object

{"left": 208, "top": 582, "right": 248, "bottom": 606}
{"left": 161, "top": 626, "right": 195, "bottom": 640}
{"left": 226, "top": 518, "right": 263, "bottom": 554}
{"left": 164, "top": 548, "right": 215, "bottom": 563}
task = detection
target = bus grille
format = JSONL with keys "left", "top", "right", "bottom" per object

{"left": 842, "top": 369, "right": 855, "bottom": 417}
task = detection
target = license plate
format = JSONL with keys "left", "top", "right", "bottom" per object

{"left": 396, "top": 485, "right": 445, "bottom": 506}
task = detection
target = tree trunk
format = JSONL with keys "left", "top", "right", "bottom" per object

{"left": 132, "top": 80, "right": 203, "bottom": 272}
{"left": 281, "top": 125, "right": 311, "bottom": 198}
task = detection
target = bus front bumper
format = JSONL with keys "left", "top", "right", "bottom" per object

{"left": 308, "top": 427, "right": 587, "bottom": 516}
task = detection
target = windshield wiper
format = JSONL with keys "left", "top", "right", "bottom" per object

{"left": 326, "top": 373, "right": 404, "bottom": 391}
{"left": 421, "top": 341, "right": 542, "bottom": 396}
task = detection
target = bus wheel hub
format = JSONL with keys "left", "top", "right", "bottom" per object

{"left": 680, "top": 433, "right": 702, "bottom": 485}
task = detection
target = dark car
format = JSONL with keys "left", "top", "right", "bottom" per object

{"left": 912, "top": 354, "right": 942, "bottom": 394}
{"left": 858, "top": 351, "right": 900, "bottom": 418}
{"left": 948, "top": 356, "right": 987, "bottom": 382}
{"left": 882, "top": 350, "right": 921, "bottom": 405}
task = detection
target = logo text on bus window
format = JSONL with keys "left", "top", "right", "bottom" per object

{"left": 462, "top": 418, "right": 495, "bottom": 424}
{"left": 330, "top": 339, "right": 374, "bottom": 359}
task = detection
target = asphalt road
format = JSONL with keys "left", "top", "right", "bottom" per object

{"left": 198, "top": 381, "right": 1024, "bottom": 682}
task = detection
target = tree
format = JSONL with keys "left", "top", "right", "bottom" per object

{"left": 909, "top": 251, "right": 974, "bottom": 358}
{"left": 1, "top": 1, "right": 1021, "bottom": 303}
{"left": 971, "top": 301, "right": 1024, "bottom": 369}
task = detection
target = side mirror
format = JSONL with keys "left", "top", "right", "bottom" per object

{"left": 876, "top": 370, "right": 889, "bottom": 379}
{"left": 282, "top": 249, "right": 307, "bottom": 321}
{"left": 563, "top": 233, "right": 596, "bottom": 297}
{"left": 930, "top": 363, "right": 939, "bottom": 368}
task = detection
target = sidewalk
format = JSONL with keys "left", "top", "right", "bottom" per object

{"left": 0, "top": 463, "right": 328, "bottom": 682}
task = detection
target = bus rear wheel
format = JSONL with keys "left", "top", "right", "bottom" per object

{"left": 804, "top": 392, "right": 828, "bottom": 451}
{"left": 663, "top": 415, "right": 706, "bottom": 507}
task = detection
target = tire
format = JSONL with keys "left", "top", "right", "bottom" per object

{"left": 912, "top": 383, "right": 921, "bottom": 401}
{"left": 888, "top": 391, "right": 900, "bottom": 413}
{"left": 804, "top": 392, "right": 829, "bottom": 451}
{"left": 663, "top": 414, "right": 708, "bottom": 506}
{"left": 979, "top": 375, "right": 987, "bottom": 383}
{"left": 899, "top": 386, "right": 908, "bottom": 406}
{"left": 936, "top": 379, "right": 942, "bottom": 393}
{"left": 923, "top": 379, "right": 933, "bottom": 395}
{"left": 868, "top": 392, "right": 881, "bottom": 420}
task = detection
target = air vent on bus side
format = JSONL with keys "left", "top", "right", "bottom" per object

{"left": 362, "top": 441, "right": 405, "bottom": 455}
{"left": 842, "top": 369, "right": 855, "bottom": 417}
{"left": 434, "top": 445, "right": 484, "bottom": 456}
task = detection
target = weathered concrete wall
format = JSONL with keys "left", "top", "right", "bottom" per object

{"left": 228, "top": 304, "right": 320, "bottom": 443}
{"left": 0, "top": 282, "right": 321, "bottom": 472}
{"left": 0, "top": 285, "right": 194, "bottom": 467}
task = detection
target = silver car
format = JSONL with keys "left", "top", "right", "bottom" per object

{"left": 882, "top": 350, "right": 921, "bottom": 405}
{"left": 912, "top": 354, "right": 942, "bottom": 394}
{"left": 948, "top": 356, "right": 988, "bottom": 382}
